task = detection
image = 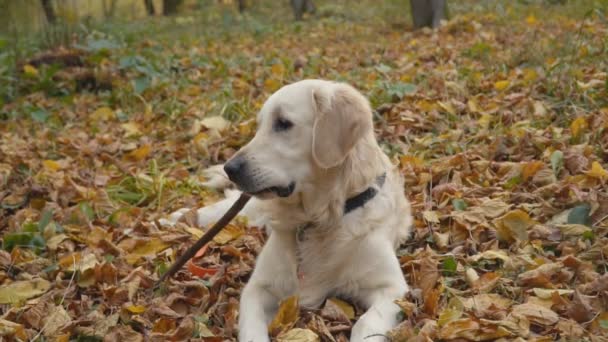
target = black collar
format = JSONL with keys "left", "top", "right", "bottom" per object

{"left": 344, "top": 173, "right": 386, "bottom": 215}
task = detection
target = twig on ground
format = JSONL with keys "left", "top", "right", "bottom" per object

{"left": 155, "top": 192, "right": 251, "bottom": 286}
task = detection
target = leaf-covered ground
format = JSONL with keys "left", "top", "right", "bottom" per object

{"left": 1, "top": 1, "right": 608, "bottom": 341}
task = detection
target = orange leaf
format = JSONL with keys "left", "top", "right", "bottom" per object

{"left": 128, "top": 144, "right": 152, "bottom": 161}
{"left": 187, "top": 260, "right": 218, "bottom": 278}
{"left": 522, "top": 161, "right": 544, "bottom": 181}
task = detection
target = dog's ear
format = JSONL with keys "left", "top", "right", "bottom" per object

{"left": 311, "top": 83, "right": 373, "bottom": 169}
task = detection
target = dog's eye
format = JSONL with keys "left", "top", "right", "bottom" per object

{"left": 273, "top": 117, "right": 293, "bottom": 132}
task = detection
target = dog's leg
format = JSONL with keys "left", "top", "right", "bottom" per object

{"left": 239, "top": 230, "right": 298, "bottom": 342}
{"left": 349, "top": 243, "right": 408, "bottom": 342}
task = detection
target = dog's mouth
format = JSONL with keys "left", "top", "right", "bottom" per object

{"left": 247, "top": 182, "right": 296, "bottom": 198}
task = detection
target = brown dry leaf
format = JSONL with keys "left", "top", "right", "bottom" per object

{"left": 0, "top": 319, "right": 27, "bottom": 340}
{"left": 518, "top": 262, "right": 562, "bottom": 287}
{"left": 532, "top": 288, "right": 574, "bottom": 299}
{"left": 423, "top": 288, "right": 441, "bottom": 316}
{"left": 417, "top": 256, "right": 439, "bottom": 294}
{"left": 42, "top": 304, "right": 72, "bottom": 337}
{"left": 269, "top": 296, "right": 299, "bottom": 336}
{"left": 459, "top": 294, "right": 512, "bottom": 313}
{"left": 511, "top": 303, "right": 559, "bottom": 326}
{"left": 494, "top": 209, "right": 534, "bottom": 243}
{"left": 567, "top": 291, "right": 597, "bottom": 323}
{"left": 438, "top": 318, "right": 512, "bottom": 341}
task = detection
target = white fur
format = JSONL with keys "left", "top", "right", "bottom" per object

{"left": 165, "top": 80, "right": 412, "bottom": 341}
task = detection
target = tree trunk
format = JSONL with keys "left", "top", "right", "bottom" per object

{"left": 163, "top": 0, "right": 183, "bottom": 15}
{"left": 103, "top": 0, "right": 118, "bottom": 18}
{"left": 291, "top": 0, "right": 315, "bottom": 21}
{"left": 237, "top": 0, "right": 246, "bottom": 12}
{"left": 410, "top": 0, "right": 446, "bottom": 29}
{"left": 144, "top": 0, "right": 156, "bottom": 15}
{"left": 40, "top": 0, "right": 56, "bottom": 24}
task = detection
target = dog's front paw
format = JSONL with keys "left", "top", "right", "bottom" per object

{"left": 350, "top": 320, "right": 390, "bottom": 342}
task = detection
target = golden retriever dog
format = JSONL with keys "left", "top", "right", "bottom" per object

{"left": 164, "top": 79, "right": 412, "bottom": 341}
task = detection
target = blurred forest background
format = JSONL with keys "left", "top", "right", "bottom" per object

{"left": 1, "top": 0, "right": 608, "bottom": 341}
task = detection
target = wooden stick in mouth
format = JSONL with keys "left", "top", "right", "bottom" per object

{"left": 156, "top": 193, "right": 252, "bottom": 286}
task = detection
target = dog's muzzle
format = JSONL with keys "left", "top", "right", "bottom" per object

{"left": 224, "top": 156, "right": 295, "bottom": 198}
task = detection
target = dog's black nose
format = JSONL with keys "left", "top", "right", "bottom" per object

{"left": 224, "top": 156, "right": 246, "bottom": 182}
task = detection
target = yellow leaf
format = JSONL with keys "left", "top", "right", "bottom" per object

{"left": 423, "top": 210, "right": 440, "bottom": 224}
{"left": 494, "top": 209, "right": 534, "bottom": 243}
{"left": 570, "top": 116, "right": 587, "bottom": 138}
{"left": 415, "top": 99, "right": 438, "bottom": 112}
{"left": 328, "top": 298, "right": 355, "bottom": 320}
{"left": 586, "top": 161, "right": 608, "bottom": 180}
{"left": 128, "top": 144, "right": 152, "bottom": 161}
{"left": 43, "top": 160, "right": 62, "bottom": 172}
{"left": 438, "top": 308, "right": 462, "bottom": 327}
{"left": 201, "top": 116, "right": 230, "bottom": 132}
{"left": 268, "top": 296, "right": 299, "bottom": 335}
{"left": 0, "top": 279, "right": 51, "bottom": 304}
{"left": 23, "top": 64, "right": 39, "bottom": 77}
{"left": 58, "top": 252, "right": 82, "bottom": 270}
{"left": 213, "top": 223, "right": 244, "bottom": 245}
{"left": 494, "top": 80, "right": 510, "bottom": 91}
{"left": 438, "top": 101, "right": 456, "bottom": 115}
{"left": 525, "top": 15, "right": 537, "bottom": 25}
{"left": 467, "top": 98, "right": 481, "bottom": 114}
{"left": 125, "top": 238, "right": 169, "bottom": 264}
{"left": 264, "top": 78, "right": 281, "bottom": 92}
{"left": 478, "top": 114, "right": 493, "bottom": 129}
{"left": 400, "top": 155, "right": 424, "bottom": 169}
{"left": 271, "top": 63, "right": 286, "bottom": 77}
{"left": 238, "top": 120, "right": 256, "bottom": 137}
{"left": 125, "top": 305, "right": 146, "bottom": 314}
{"left": 91, "top": 106, "right": 114, "bottom": 121}
{"left": 523, "top": 68, "right": 538, "bottom": 83}
{"left": 121, "top": 122, "right": 142, "bottom": 137}
{"left": 522, "top": 161, "right": 545, "bottom": 181}
{"left": 276, "top": 328, "right": 319, "bottom": 342}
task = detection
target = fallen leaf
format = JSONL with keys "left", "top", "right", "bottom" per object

{"left": 0, "top": 319, "right": 27, "bottom": 340}
{"left": 570, "top": 117, "right": 587, "bottom": 138}
{"left": 586, "top": 161, "right": 608, "bottom": 180}
{"left": 277, "top": 328, "right": 319, "bottom": 342}
{"left": 327, "top": 298, "right": 355, "bottom": 320}
{"left": 0, "top": 278, "right": 51, "bottom": 304}
{"left": 125, "top": 238, "right": 169, "bottom": 264}
{"left": 511, "top": 303, "right": 559, "bottom": 326}
{"left": 269, "top": 296, "right": 299, "bottom": 335}
{"left": 494, "top": 80, "right": 510, "bottom": 91}
{"left": 532, "top": 288, "right": 574, "bottom": 299}
{"left": 201, "top": 116, "right": 230, "bottom": 132}
{"left": 494, "top": 209, "right": 534, "bottom": 243}
{"left": 212, "top": 223, "right": 244, "bottom": 244}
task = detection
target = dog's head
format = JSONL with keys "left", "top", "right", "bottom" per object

{"left": 223, "top": 79, "right": 373, "bottom": 199}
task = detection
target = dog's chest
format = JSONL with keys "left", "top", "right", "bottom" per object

{"left": 294, "top": 223, "right": 361, "bottom": 301}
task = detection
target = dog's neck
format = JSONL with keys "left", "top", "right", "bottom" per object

{"left": 268, "top": 133, "right": 388, "bottom": 231}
